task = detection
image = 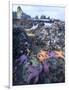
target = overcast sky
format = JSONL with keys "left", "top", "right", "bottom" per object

{"left": 12, "top": 4, "right": 65, "bottom": 21}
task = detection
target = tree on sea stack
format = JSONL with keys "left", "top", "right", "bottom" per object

{"left": 40, "top": 15, "right": 46, "bottom": 19}
{"left": 35, "top": 16, "right": 39, "bottom": 19}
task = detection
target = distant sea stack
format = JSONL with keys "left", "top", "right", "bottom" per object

{"left": 13, "top": 6, "right": 33, "bottom": 29}
{"left": 17, "top": 6, "right": 31, "bottom": 20}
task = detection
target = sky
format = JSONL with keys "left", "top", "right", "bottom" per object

{"left": 12, "top": 4, "right": 65, "bottom": 21}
